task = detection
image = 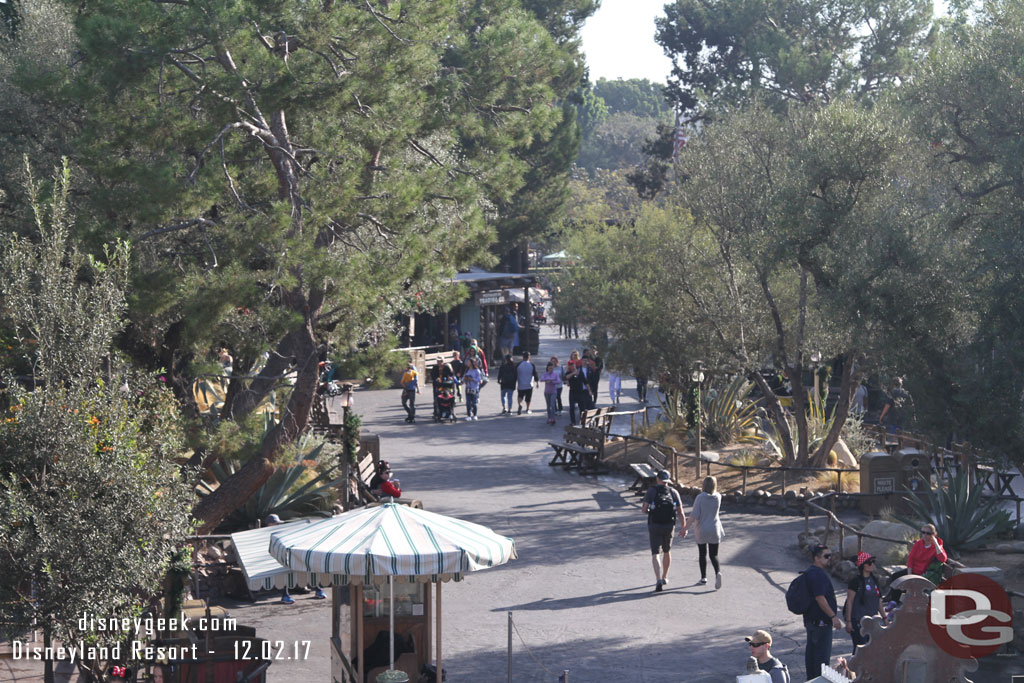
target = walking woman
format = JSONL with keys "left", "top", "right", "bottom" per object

{"left": 691, "top": 475, "right": 725, "bottom": 589}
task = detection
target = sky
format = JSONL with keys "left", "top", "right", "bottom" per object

{"left": 580, "top": 0, "right": 673, "bottom": 84}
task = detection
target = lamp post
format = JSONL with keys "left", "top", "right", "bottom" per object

{"left": 810, "top": 351, "right": 822, "bottom": 403}
{"left": 340, "top": 383, "right": 355, "bottom": 509}
{"left": 692, "top": 362, "right": 705, "bottom": 477}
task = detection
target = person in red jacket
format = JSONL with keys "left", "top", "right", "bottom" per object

{"left": 907, "top": 523, "right": 947, "bottom": 576}
{"left": 369, "top": 460, "right": 401, "bottom": 499}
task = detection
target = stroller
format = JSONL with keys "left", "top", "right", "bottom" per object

{"left": 433, "top": 378, "right": 457, "bottom": 423}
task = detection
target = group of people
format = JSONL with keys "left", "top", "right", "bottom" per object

{"left": 399, "top": 344, "right": 623, "bottom": 426}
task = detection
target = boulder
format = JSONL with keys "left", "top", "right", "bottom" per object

{"left": 833, "top": 438, "right": 858, "bottom": 468}
{"left": 992, "top": 541, "right": 1024, "bottom": 554}
{"left": 833, "top": 560, "right": 858, "bottom": 584}
{"left": 840, "top": 520, "right": 916, "bottom": 565}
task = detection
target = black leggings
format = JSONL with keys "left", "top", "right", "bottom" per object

{"left": 698, "top": 543, "right": 720, "bottom": 579}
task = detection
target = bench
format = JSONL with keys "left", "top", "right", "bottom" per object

{"left": 628, "top": 453, "right": 668, "bottom": 494}
{"left": 548, "top": 426, "right": 608, "bottom": 472}
{"left": 353, "top": 453, "right": 422, "bottom": 509}
{"left": 423, "top": 350, "right": 457, "bottom": 383}
{"left": 581, "top": 407, "right": 614, "bottom": 436}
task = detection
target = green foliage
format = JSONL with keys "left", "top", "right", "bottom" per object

{"left": 330, "top": 333, "right": 407, "bottom": 389}
{"left": 0, "top": 162, "right": 193, "bottom": 661}
{"left": 656, "top": 0, "right": 934, "bottom": 120}
{"left": 897, "top": 470, "right": 1015, "bottom": 555}
{"left": 593, "top": 78, "right": 672, "bottom": 120}
{"left": 724, "top": 450, "right": 762, "bottom": 467}
{"left": 196, "top": 431, "right": 340, "bottom": 533}
{"left": 701, "top": 375, "right": 762, "bottom": 446}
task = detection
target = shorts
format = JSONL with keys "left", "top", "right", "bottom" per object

{"left": 648, "top": 523, "right": 674, "bottom": 554}
{"left": 517, "top": 388, "right": 533, "bottom": 403}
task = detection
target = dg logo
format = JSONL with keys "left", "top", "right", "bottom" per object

{"left": 928, "top": 573, "right": 1014, "bottom": 659}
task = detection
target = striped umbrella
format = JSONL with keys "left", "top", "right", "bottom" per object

{"left": 268, "top": 502, "right": 515, "bottom": 679}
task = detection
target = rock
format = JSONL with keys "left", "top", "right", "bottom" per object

{"left": 833, "top": 438, "right": 858, "bottom": 468}
{"left": 840, "top": 520, "right": 916, "bottom": 565}
{"left": 992, "top": 541, "right": 1024, "bottom": 553}
{"left": 833, "top": 560, "right": 858, "bottom": 583}
{"left": 953, "top": 566, "right": 1005, "bottom": 585}
{"left": 784, "top": 490, "right": 797, "bottom": 500}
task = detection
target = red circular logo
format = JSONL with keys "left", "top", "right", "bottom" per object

{"left": 927, "top": 573, "right": 1014, "bottom": 659}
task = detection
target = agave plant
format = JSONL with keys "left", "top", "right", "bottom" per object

{"left": 896, "top": 470, "right": 1014, "bottom": 555}
{"left": 702, "top": 375, "right": 763, "bottom": 446}
{"left": 196, "top": 429, "right": 342, "bottom": 533}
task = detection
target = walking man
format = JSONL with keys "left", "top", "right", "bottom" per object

{"left": 516, "top": 351, "right": 538, "bottom": 415}
{"left": 497, "top": 354, "right": 517, "bottom": 415}
{"left": 804, "top": 544, "right": 843, "bottom": 680}
{"left": 641, "top": 470, "right": 687, "bottom": 592}
{"left": 745, "top": 630, "right": 791, "bottom": 682}
{"left": 400, "top": 363, "right": 420, "bottom": 423}
{"left": 565, "top": 356, "right": 593, "bottom": 425}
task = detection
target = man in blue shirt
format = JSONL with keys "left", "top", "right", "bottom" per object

{"left": 804, "top": 544, "right": 843, "bottom": 680}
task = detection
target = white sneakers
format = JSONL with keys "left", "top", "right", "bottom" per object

{"left": 715, "top": 572, "right": 722, "bottom": 590}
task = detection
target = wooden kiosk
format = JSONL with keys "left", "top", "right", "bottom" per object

{"left": 331, "top": 580, "right": 444, "bottom": 683}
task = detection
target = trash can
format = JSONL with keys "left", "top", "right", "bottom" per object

{"left": 895, "top": 447, "right": 931, "bottom": 497}
{"left": 859, "top": 451, "right": 900, "bottom": 515}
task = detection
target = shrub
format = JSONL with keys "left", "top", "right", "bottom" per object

{"left": 896, "top": 470, "right": 1015, "bottom": 555}
{"left": 725, "top": 450, "right": 762, "bottom": 468}
{"left": 814, "top": 470, "right": 861, "bottom": 492}
{"left": 702, "top": 375, "right": 763, "bottom": 446}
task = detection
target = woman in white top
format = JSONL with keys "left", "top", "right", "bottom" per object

{"left": 691, "top": 475, "right": 725, "bottom": 589}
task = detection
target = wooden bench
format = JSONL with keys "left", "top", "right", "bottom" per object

{"left": 423, "top": 350, "right": 457, "bottom": 383}
{"left": 548, "top": 426, "right": 608, "bottom": 472}
{"left": 628, "top": 454, "right": 666, "bottom": 494}
{"left": 353, "top": 453, "right": 422, "bottom": 509}
{"left": 581, "top": 407, "right": 614, "bottom": 436}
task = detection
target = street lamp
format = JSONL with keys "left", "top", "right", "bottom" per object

{"left": 810, "top": 351, "right": 822, "bottom": 403}
{"left": 692, "top": 362, "right": 705, "bottom": 475}
{"left": 339, "top": 383, "right": 355, "bottom": 509}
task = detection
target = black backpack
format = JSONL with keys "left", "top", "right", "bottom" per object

{"left": 785, "top": 570, "right": 814, "bottom": 615}
{"left": 648, "top": 485, "right": 676, "bottom": 525}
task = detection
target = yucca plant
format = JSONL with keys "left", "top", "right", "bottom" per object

{"left": 196, "top": 429, "right": 342, "bottom": 533}
{"left": 702, "top": 375, "right": 764, "bottom": 446}
{"left": 896, "top": 470, "right": 1014, "bottom": 555}
{"left": 656, "top": 387, "right": 687, "bottom": 425}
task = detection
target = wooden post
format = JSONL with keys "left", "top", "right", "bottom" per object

{"left": 781, "top": 469, "right": 787, "bottom": 496}
{"left": 804, "top": 502, "right": 809, "bottom": 533}
{"left": 356, "top": 584, "right": 364, "bottom": 683}
{"left": 436, "top": 582, "right": 443, "bottom": 683}
{"left": 836, "top": 469, "right": 842, "bottom": 494}
{"left": 857, "top": 534, "right": 863, "bottom": 555}
{"left": 624, "top": 437, "right": 629, "bottom": 461}
{"left": 742, "top": 468, "right": 748, "bottom": 496}
{"left": 839, "top": 523, "right": 845, "bottom": 556}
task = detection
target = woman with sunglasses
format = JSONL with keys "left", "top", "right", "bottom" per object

{"left": 369, "top": 460, "right": 401, "bottom": 499}
{"left": 844, "top": 552, "right": 886, "bottom": 650}
{"left": 906, "top": 523, "right": 947, "bottom": 583}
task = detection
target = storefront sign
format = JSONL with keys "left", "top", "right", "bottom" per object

{"left": 477, "top": 290, "right": 508, "bottom": 306}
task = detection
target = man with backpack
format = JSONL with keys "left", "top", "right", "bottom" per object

{"left": 641, "top": 470, "right": 688, "bottom": 592}
{"left": 744, "top": 629, "right": 790, "bottom": 683}
{"left": 787, "top": 544, "right": 843, "bottom": 680}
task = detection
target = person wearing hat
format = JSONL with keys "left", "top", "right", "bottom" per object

{"left": 399, "top": 362, "right": 420, "bottom": 423}
{"left": 744, "top": 630, "right": 791, "bottom": 682}
{"left": 641, "top": 470, "right": 688, "bottom": 592}
{"left": 844, "top": 551, "right": 886, "bottom": 650}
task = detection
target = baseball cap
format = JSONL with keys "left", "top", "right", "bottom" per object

{"left": 657, "top": 470, "right": 670, "bottom": 481}
{"left": 266, "top": 513, "right": 282, "bottom": 524}
{"left": 744, "top": 629, "right": 772, "bottom": 647}
{"left": 856, "top": 552, "right": 876, "bottom": 568}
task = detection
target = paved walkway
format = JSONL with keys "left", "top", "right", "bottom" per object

{"left": 314, "top": 327, "right": 815, "bottom": 681}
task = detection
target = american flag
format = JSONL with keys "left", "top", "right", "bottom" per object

{"left": 672, "top": 114, "right": 688, "bottom": 161}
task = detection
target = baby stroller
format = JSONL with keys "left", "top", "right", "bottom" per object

{"left": 434, "top": 378, "right": 457, "bottom": 423}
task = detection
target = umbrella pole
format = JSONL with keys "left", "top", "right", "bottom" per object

{"left": 389, "top": 575, "right": 395, "bottom": 670}
{"left": 356, "top": 584, "right": 364, "bottom": 683}
{"left": 435, "top": 582, "right": 442, "bottom": 683}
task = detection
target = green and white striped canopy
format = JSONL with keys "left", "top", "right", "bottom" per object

{"left": 268, "top": 503, "right": 516, "bottom": 584}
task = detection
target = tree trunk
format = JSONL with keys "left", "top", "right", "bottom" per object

{"left": 43, "top": 629, "right": 53, "bottom": 683}
{"left": 192, "top": 320, "right": 319, "bottom": 533}
{"left": 750, "top": 371, "right": 796, "bottom": 464}
{"left": 810, "top": 353, "right": 857, "bottom": 467}
{"left": 787, "top": 362, "right": 810, "bottom": 467}
{"left": 227, "top": 331, "right": 299, "bottom": 421}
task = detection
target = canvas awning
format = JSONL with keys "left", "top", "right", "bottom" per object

{"left": 230, "top": 518, "right": 314, "bottom": 591}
